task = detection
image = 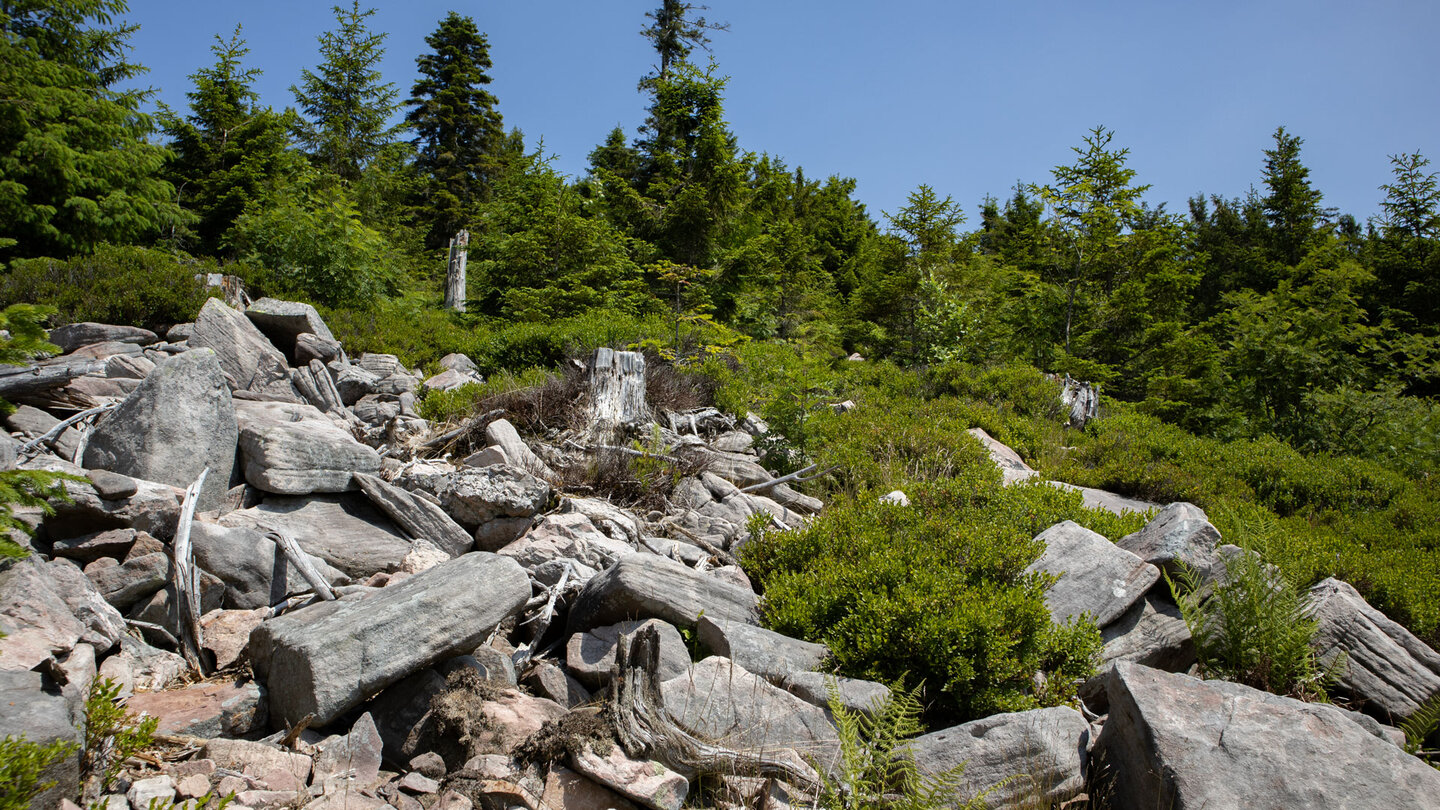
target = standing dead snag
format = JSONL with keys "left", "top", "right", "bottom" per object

{"left": 587, "top": 348, "right": 650, "bottom": 442}
{"left": 445, "top": 229, "right": 469, "bottom": 312}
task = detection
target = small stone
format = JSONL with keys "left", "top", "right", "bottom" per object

{"left": 396, "top": 772, "right": 438, "bottom": 794}
{"left": 176, "top": 774, "right": 212, "bottom": 800}
{"left": 407, "top": 752, "right": 445, "bottom": 780}
{"left": 87, "top": 469, "right": 139, "bottom": 500}
{"left": 127, "top": 775, "right": 176, "bottom": 809}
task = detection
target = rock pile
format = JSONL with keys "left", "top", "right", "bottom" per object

{"left": 1, "top": 299, "right": 1437, "bottom": 810}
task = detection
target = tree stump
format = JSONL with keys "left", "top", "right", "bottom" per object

{"left": 587, "top": 348, "right": 649, "bottom": 441}
{"left": 445, "top": 229, "right": 469, "bottom": 312}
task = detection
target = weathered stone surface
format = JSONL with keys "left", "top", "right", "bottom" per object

{"left": 1096, "top": 661, "right": 1440, "bottom": 809}
{"left": 662, "top": 657, "right": 838, "bottom": 768}
{"left": 1098, "top": 594, "right": 1194, "bottom": 671}
{"left": 97, "top": 636, "right": 187, "bottom": 694}
{"left": 0, "top": 559, "right": 86, "bottom": 670}
{"left": 967, "top": 427, "right": 1038, "bottom": 485}
{"left": 190, "top": 298, "right": 298, "bottom": 402}
{"left": 51, "top": 322, "right": 158, "bottom": 352}
{"left": 202, "top": 738, "right": 312, "bottom": 785}
{"left": 560, "top": 497, "right": 644, "bottom": 545}
{"left": 541, "top": 766, "right": 640, "bottom": 810}
{"left": 0, "top": 670, "right": 81, "bottom": 810}
{"left": 245, "top": 298, "right": 336, "bottom": 359}
{"left": 201, "top": 608, "right": 269, "bottom": 669}
{"left": 702, "top": 450, "right": 771, "bottom": 489}
{"left": 6, "top": 404, "right": 83, "bottom": 460}
{"left": 313, "top": 712, "right": 384, "bottom": 788}
{"left": 520, "top": 660, "right": 591, "bottom": 709}
{"left": 333, "top": 364, "right": 381, "bottom": 405}
{"left": 128, "top": 775, "right": 176, "bottom": 810}
{"left": 436, "top": 466, "right": 550, "bottom": 531}
{"left": 367, "top": 668, "right": 448, "bottom": 763}
{"left": 566, "top": 619, "right": 690, "bottom": 689}
{"left": 295, "top": 333, "right": 342, "bottom": 365}
{"left": 44, "top": 558, "right": 126, "bottom": 652}
{"left": 127, "top": 571, "right": 227, "bottom": 642}
{"left": 567, "top": 553, "right": 759, "bottom": 634}
{"left": 191, "top": 521, "right": 349, "bottom": 610}
{"left": 498, "top": 512, "right": 633, "bottom": 572}
{"left": 83, "top": 349, "right": 237, "bottom": 510}
{"left": 421, "top": 368, "right": 480, "bottom": 393}
{"left": 38, "top": 458, "right": 182, "bottom": 540}
{"left": 484, "top": 418, "right": 555, "bottom": 479}
{"left": 105, "top": 353, "right": 155, "bottom": 381}
{"left": 50, "top": 528, "right": 140, "bottom": 564}
{"left": 219, "top": 494, "right": 410, "bottom": 579}
{"left": 696, "top": 615, "right": 827, "bottom": 682}
{"left": 1116, "top": 502, "right": 1221, "bottom": 578}
{"left": 570, "top": 745, "right": 687, "bottom": 810}
{"left": 910, "top": 706, "right": 1091, "bottom": 810}
{"left": 236, "top": 400, "right": 380, "bottom": 494}
{"left": 354, "top": 473, "right": 472, "bottom": 558}
{"left": 1024, "top": 520, "right": 1159, "bottom": 628}
{"left": 782, "top": 672, "right": 891, "bottom": 718}
{"left": 1308, "top": 577, "right": 1440, "bottom": 722}
{"left": 1048, "top": 481, "right": 1159, "bottom": 516}
{"left": 85, "top": 551, "right": 169, "bottom": 611}
{"left": 250, "top": 552, "right": 531, "bottom": 726}
{"left": 124, "top": 679, "right": 267, "bottom": 738}
{"left": 86, "top": 469, "right": 137, "bottom": 500}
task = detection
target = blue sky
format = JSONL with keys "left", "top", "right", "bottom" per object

{"left": 123, "top": 0, "right": 1439, "bottom": 227}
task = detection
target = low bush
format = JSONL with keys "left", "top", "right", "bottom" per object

{"left": 0, "top": 735, "right": 76, "bottom": 810}
{"left": 0, "top": 245, "right": 216, "bottom": 330}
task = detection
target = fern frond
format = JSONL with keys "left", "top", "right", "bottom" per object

{"left": 1401, "top": 693, "right": 1440, "bottom": 757}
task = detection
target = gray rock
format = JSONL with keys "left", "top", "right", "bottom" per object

{"left": 201, "top": 738, "right": 312, "bottom": 787}
{"left": 86, "top": 469, "right": 137, "bottom": 500}
{"left": 352, "top": 395, "right": 400, "bottom": 426}
{"left": 661, "top": 657, "right": 838, "bottom": 768}
{"left": 236, "top": 400, "right": 380, "bottom": 495}
{"left": 484, "top": 419, "right": 555, "bottom": 479}
{"left": 190, "top": 521, "right": 350, "bottom": 610}
{"left": 97, "top": 636, "right": 188, "bottom": 694}
{"left": 353, "top": 473, "right": 472, "bottom": 558}
{"left": 83, "top": 349, "right": 238, "bottom": 510}
{"left": 1116, "top": 502, "right": 1221, "bottom": 578}
{"left": 436, "top": 465, "right": 550, "bottom": 531}
{"left": 38, "top": 458, "right": 182, "bottom": 540}
{"left": 421, "top": 368, "right": 480, "bottom": 393}
{"left": 696, "top": 616, "right": 827, "bottom": 682}
{"left": 569, "top": 745, "right": 688, "bottom": 810}
{"left": 967, "top": 427, "right": 1039, "bottom": 485}
{"left": 1099, "top": 593, "right": 1194, "bottom": 671}
{"left": 190, "top": 298, "right": 298, "bottom": 402}
{"left": 249, "top": 551, "right": 531, "bottom": 726}
{"left": 127, "top": 570, "right": 230, "bottom": 640}
{"left": 520, "top": 660, "right": 591, "bottom": 709}
{"left": 6, "top": 404, "right": 82, "bottom": 459}
{"left": 566, "top": 619, "right": 691, "bottom": 689}
{"left": 909, "top": 706, "right": 1091, "bottom": 810}
{"left": 37, "top": 525, "right": 135, "bottom": 565}
{"left": 1047, "top": 481, "right": 1160, "bottom": 516}
{"left": 498, "top": 512, "right": 634, "bottom": 572}
{"left": 1308, "top": 578, "right": 1440, "bottom": 723}
{"left": 782, "top": 671, "right": 891, "bottom": 718}
{"left": 245, "top": 298, "right": 336, "bottom": 359}
{"left": 1024, "top": 521, "right": 1159, "bottom": 628}
{"left": 0, "top": 559, "right": 86, "bottom": 672}
{"left": 127, "top": 775, "right": 176, "bottom": 809}
{"left": 567, "top": 553, "right": 759, "bottom": 634}
{"left": 219, "top": 494, "right": 411, "bottom": 579}
{"left": 702, "top": 451, "right": 771, "bottom": 489}
{"left": 50, "top": 322, "right": 158, "bottom": 352}
{"left": 333, "top": 364, "right": 382, "bottom": 405}
{"left": 1096, "top": 661, "right": 1440, "bottom": 809}
{"left": 439, "top": 353, "right": 478, "bottom": 374}
{"left": 104, "top": 353, "right": 155, "bottom": 380}
{"left": 44, "top": 558, "right": 127, "bottom": 652}
{"left": 295, "top": 333, "right": 342, "bottom": 365}
{"left": 473, "top": 516, "right": 534, "bottom": 552}
{"left": 85, "top": 551, "right": 169, "bottom": 611}
{"left": 461, "top": 446, "right": 508, "bottom": 469}
{"left": 312, "top": 712, "right": 383, "bottom": 788}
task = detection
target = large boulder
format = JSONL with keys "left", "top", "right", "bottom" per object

{"left": 566, "top": 553, "right": 759, "bottom": 634}
{"left": 245, "top": 298, "right": 336, "bottom": 360}
{"left": 435, "top": 466, "right": 550, "bottom": 531}
{"left": 236, "top": 401, "right": 380, "bottom": 495}
{"left": 1095, "top": 661, "right": 1440, "bottom": 809}
{"left": 83, "top": 348, "right": 237, "bottom": 510}
{"left": 483, "top": 419, "right": 555, "bottom": 480}
{"left": 696, "top": 616, "right": 827, "bottom": 683}
{"left": 0, "top": 559, "right": 85, "bottom": 671}
{"left": 1308, "top": 578, "right": 1440, "bottom": 723}
{"left": 1115, "top": 502, "right": 1221, "bottom": 579}
{"left": 50, "top": 322, "right": 157, "bottom": 353}
{"left": 909, "top": 706, "right": 1091, "bottom": 810}
{"left": 0, "top": 670, "right": 82, "bottom": 810}
{"left": 566, "top": 619, "right": 691, "bottom": 689}
{"left": 249, "top": 552, "right": 531, "bottom": 726}
{"left": 219, "top": 494, "right": 411, "bottom": 579}
{"left": 190, "top": 521, "right": 350, "bottom": 610}
{"left": 124, "top": 678, "right": 267, "bottom": 738}
{"left": 1024, "top": 521, "right": 1159, "bottom": 628}
{"left": 43, "top": 558, "right": 127, "bottom": 652}
{"left": 190, "top": 298, "right": 299, "bottom": 401}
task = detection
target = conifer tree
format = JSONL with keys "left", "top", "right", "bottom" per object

{"left": 405, "top": 11, "right": 505, "bottom": 250}
{"left": 639, "top": 0, "right": 727, "bottom": 81}
{"left": 0, "top": 0, "right": 185, "bottom": 258}
{"left": 1261, "top": 126, "right": 1326, "bottom": 266}
{"left": 292, "top": 1, "right": 399, "bottom": 182}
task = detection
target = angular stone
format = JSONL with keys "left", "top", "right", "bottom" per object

{"left": 571, "top": 745, "right": 687, "bottom": 810}
{"left": 1047, "top": 481, "right": 1160, "bottom": 516}
{"left": 436, "top": 466, "right": 550, "bottom": 531}
{"left": 87, "top": 469, "right": 138, "bottom": 500}
{"left": 202, "top": 738, "right": 312, "bottom": 785}
{"left": 85, "top": 551, "right": 169, "bottom": 611}
{"left": 541, "top": 766, "right": 639, "bottom": 810}
{"left": 519, "top": 660, "right": 591, "bottom": 709}
{"left": 662, "top": 657, "right": 838, "bottom": 768}
{"left": 104, "top": 353, "right": 155, "bottom": 381}
{"left": 782, "top": 672, "right": 891, "bottom": 717}
{"left": 967, "top": 427, "right": 1038, "bottom": 485}
{"left": 1116, "top": 502, "right": 1222, "bottom": 578}
{"left": 1024, "top": 520, "right": 1159, "bottom": 628}
{"left": 44, "top": 558, "right": 127, "bottom": 652}
{"left": 295, "top": 333, "right": 342, "bottom": 366}
{"left": 6, "top": 404, "right": 82, "bottom": 460}
{"left": 1096, "top": 661, "right": 1440, "bottom": 809}
{"left": 353, "top": 473, "right": 472, "bottom": 558}
{"left": 219, "top": 494, "right": 410, "bottom": 580}
{"left": 37, "top": 458, "right": 182, "bottom": 541}
{"left": 313, "top": 712, "right": 384, "bottom": 788}
{"left": 201, "top": 608, "right": 270, "bottom": 669}
{"left": 461, "top": 446, "right": 507, "bottom": 469}
{"left": 498, "top": 512, "right": 633, "bottom": 572}
{"left": 249, "top": 552, "right": 531, "bottom": 726}
{"left": 1308, "top": 578, "right": 1440, "bottom": 723}
{"left": 175, "top": 773, "right": 212, "bottom": 800}
{"left": 421, "top": 368, "right": 479, "bottom": 393}
{"left": 408, "top": 752, "right": 446, "bottom": 779}
{"left": 568, "top": 553, "right": 759, "bottom": 635}
{"left": 351, "top": 395, "right": 399, "bottom": 427}
{"left": 697, "top": 616, "right": 827, "bottom": 682}
{"left": 484, "top": 419, "right": 555, "bottom": 479}
{"left": 191, "top": 520, "right": 350, "bottom": 610}
{"left": 0, "top": 670, "right": 82, "bottom": 810}
{"left": 1099, "top": 594, "right": 1194, "bottom": 671}
{"left": 127, "top": 571, "right": 227, "bottom": 640}
{"left": 0, "top": 559, "right": 86, "bottom": 670}
{"left": 397, "top": 771, "right": 439, "bottom": 794}
{"left": 81, "top": 348, "right": 237, "bottom": 512}
{"left": 910, "top": 706, "right": 1090, "bottom": 810}
{"left": 190, "top": 298, "right": 298, "bottom": 401}
{"left": 236, "top": 400, "right": 380, "bottom": 495}
{"left": 127, "top": 775, "right": 176, "bottom": 809}
{"left": 333, "top": 364, "right": 381, "bottom": 405}
{"left": 124, "top": 679, "right": 267, "bottom": 738}
{"left": 566, "top": 619, "right": 690, "bottom": 689}
{"left": 245, "top": 298, "right": 336, "bottom": 359}
{"left": 97, "top": 636, "right": 187, "bottom": 694}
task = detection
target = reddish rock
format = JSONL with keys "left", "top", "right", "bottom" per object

{"left": 126, "top": 679, "right": 266, "bottom": 738}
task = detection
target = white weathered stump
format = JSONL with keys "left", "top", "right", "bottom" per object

{"left": 445, "top": 230, "right": 468, "bottom": 313}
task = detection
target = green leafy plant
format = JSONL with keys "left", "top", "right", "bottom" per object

{"left": 0, "top": 735, "right": 78, "bottom": 810}
{"left": 1168, "top": 552, "right": 1341, "bottom": 700}
{"left": 1400, "top": 693, "right": 1440, "bottom": 766}
{"left": 82, "top": 678, "right": 159, "bottom": 793}
{"left": 817, "top": 679, "right": 984, "bottom": 810}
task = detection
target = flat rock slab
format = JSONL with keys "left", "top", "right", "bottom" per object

{"left": 39, "top": 457, "right": 182, "bottom": 540}
{"left": 44, "top": 558, "right": 126, "bottom": 651}
{"left": 498, "top": 512, "right": 633, "bottom": 573}
{"left": 782, "top": 671, "right": 891, "bottom": 717}
{"left": 50, "top": 323, "right": 158, "bottom": 352}
{"left": 662, "top": 657, "right": 839, "bottom": 770}
{"left": 1099, "top": 594, "right": 1194, "bottom": 671}
{"left": 191, "top": 521, "right": 349, "bottom": 610}
{"left": 220, "top": 493, "right": 411, "bottom": 579}
{"left": 567, "top": 553, "right": 759, "bottom": 634}
{"left": 696, "top": 616, "right": 827, "bottom": 682}
{"left": 1115, "top": 502, "right": 1221, "bottom": 578}
{"left": 249, "top": 552, "right": 530, "bottom": 726}
{"left": 570, "top": 745, "right": 688, "bottom": 810}
{"left": 1048, "top": 482, "right": 1159, "bottom": 516}
{"left": 236, "top": 400, "right": 380, "bottom": 495}
{"left": 1096, "top": 661, "right": 1440, "bottom": 809}
{"left": 566, "top": 619, "right": 690, "bottom": 689}
{"left": 910, "top": 705, "right": 1091, "bottom": 810}
{"left": 125, "top": 679, "right": 267, "bottom": 738}
{"left": 190, "top": 298, "right": 298, "bottom": 402}
{"left": 1308, "top": 578, "right": 1440, "bottom": 723}
{"left": 1024, "top": 520, "right": 1159, "bottom": 628}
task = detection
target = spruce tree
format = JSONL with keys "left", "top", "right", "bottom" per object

{"left": 0, "top": 0, "right": 185, "bottom": 258}
{"left": 405, "top": 11, "right": 504, "bottom": 250}
{"left": 639, "top": 0, "right": 727, "bottom": 81}
{"left": 292, "top": 1, "right": 399, "bottom": 182}
{"left": 1260, "top": 126, "right": 1326, "bottom": 266}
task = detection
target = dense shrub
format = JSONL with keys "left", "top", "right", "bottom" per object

{"left": 0, "top": 245, "right": 215, "bottom": 330}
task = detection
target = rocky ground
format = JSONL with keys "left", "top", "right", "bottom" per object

{"left": 2, "top": 294, "right": 1438, "bottom": 810}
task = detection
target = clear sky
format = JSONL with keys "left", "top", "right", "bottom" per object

{"left": 122, "top": 0, "right": 1439, "bottom": 227}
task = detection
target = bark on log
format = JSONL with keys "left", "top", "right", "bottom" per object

{"left": 0, "top": 357, "right": 105, "bottom": 399}
{"left": 445, "top": 230, "right": 469, "bottom": 313}
{"left": 610, "top": 624, "right": 823, "bottom": 792}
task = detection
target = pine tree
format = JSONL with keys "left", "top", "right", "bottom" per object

{"left": 1261, "top": 126, "right": 1326, "bottom": 266}
{"left": 639, "top": 0, "right": 727, "bottom": 81}
{"left": 405, "top": 12, "right": 505, "bottom": 250}
{"left": 162, "top": 25, "right": 300, "bottom": 254}
{"left": 0, "top": 0, "right": 186, "bottom": 259}
{"left": 292, "top": 1, "right": 399, "bottom": 182}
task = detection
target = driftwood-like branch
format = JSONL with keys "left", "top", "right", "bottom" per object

{"left": 265, "top": 529, "right": 336, "bottom": 602}
{"left": 665, "top": 522, "right": 740, "bottom": 568}
{"left": 0, "top": 357, "right": 105, "bottom": 400}
{"left": 610, "top": 625, "right": 823, "bottom": 793}
{"left": 514, "top": 563, "right": 575, "bottom": 669}
{"left": 563, "top": 438, "right": 685, "bottom": 465}
{"left": 738, "top": 464, "right": 831, "bottom": 494}
{"left": 124, "top": 619, "right": 179, "bottom": 649}
{"left": 421, "top": 408, "right": 505, "bottom": 453}
{"left": 17, "top": 401, "right": 119, "bottom": 457}
{"left": 171, "top": 468, "right": 209, "bottom": 672}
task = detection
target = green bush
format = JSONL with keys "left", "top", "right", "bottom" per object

{"left": 83, "top": 678, "right": 158, "bottom": 792}
{"left": 0, "top": 735, "right": 77, "bottom": 810}
{"left": 0, "top": 245, "right": 215, "bottom": 330}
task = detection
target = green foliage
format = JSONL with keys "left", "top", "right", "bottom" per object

{"left": 1261, "top": 126, "right": 1326, "bottom": 266}
{"left": 1400, "top": 693, "right": 1440, "bottom": 763}
{"left": 1168, "top": 552, "right": 1340, "bottom": 701}
{"left": 818, "top": 680, "right": 982, "bottom": 810}
{"left": 83, "top": 677, "right": 158, "bottom": 792}
{"left": 0, "top": 0, "right": 187, "bottom": 259}
{"left": 0, "top": 735, "right": 77, "bottom": 810}
{"left": 0, "top": 303, "right": 60, "bottom": 365}
{"left": 0, "top": 244, "right": 213, "bottom": 329}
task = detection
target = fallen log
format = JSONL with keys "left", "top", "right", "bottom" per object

{"left": 0, "top": 357, "right": 105, "bottom": 400}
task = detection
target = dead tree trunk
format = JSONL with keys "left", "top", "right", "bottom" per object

{"left": 445, "top": 229, "right": 469, "bottom": 313}
{"left": 171, "top": 468, "right": 209, "bottom": 673}
{"left": 587, "top": 348, "right": 649, "bottom": 441}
